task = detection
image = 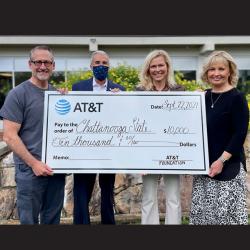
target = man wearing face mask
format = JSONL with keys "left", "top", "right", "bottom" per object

{"left": 72, "top": 50, "right": 126, "bottom": 224}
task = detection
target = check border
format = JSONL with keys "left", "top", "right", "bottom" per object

{"left": 42, "top": 91, "right": 209, "bottom": 174}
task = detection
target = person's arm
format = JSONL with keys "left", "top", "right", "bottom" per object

{"left": 3, "top": 119, "right": 53, "bottom": 176}
{"left": 209, "top": 92, "right": 249, "bottom": 178}
{"left": 225, "top": 93, "right": 249, "bottom": 154}
{"left": 208, "top": 151, "right": 232, "bottom": 177}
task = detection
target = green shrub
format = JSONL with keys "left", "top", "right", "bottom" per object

{"left": 246, "top": 94, "right": 250, "bottom": 107}
{"left": 246, "top": 94, "right": 250, "bottom": 131}
{"left": 174, "top": 71, "right": 206, "bottom": 91}
{"left": 237, "top": 80, "right": 250, "bottom": 95}
{"left": 52, "top": 64, "right": 140, "bottom": 91}
{"left": 108, "top": 64, "right": 140, "bottom": 91}
{"left": 51, "top": 70, "right": 92, "bottom": 90}
{"left": 52, "top": 64, "right": 204, "bottom": 91}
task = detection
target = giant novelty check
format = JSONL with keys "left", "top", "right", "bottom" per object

{"left": 42, "top": 91, "right": 209, "bottom": 174}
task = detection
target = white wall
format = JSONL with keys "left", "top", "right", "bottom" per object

{"left": 1, "top": 43, "right": 250, "bottom": 75}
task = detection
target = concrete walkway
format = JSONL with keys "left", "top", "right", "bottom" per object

{"left": 0, "top": 213, "right": 191, "bottom": 225}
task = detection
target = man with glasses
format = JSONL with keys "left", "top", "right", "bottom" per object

{"left": 72, "top": 50, "right": 125, "bottom": 224}
{"left": 0, "top": 45, "right": 65, "bottom": 224}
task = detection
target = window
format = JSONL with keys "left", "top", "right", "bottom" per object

{"left": 15, "top": 72, "right": 31, "bottom": 86}
{"left": 0, "top": 72, "right": 12, "bottom": 108}
{"left": 14, "top": 71, "right": 66, "bottom": 88}
{"left": 238, "top": 70, "right": 250, "bottom": 94}
{"left": 180, "top": 70, "right": 196, "bottom": 81}
{"left": 174, "top": 70, "right": 196, "bottom": 81}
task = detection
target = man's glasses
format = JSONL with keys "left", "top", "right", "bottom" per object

{"left": 30, "top": 60, "right": 54, "bottom": 67}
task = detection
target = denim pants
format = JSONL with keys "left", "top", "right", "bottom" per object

{"left": 15, "top": 164, "right": 65, "bottom": 224}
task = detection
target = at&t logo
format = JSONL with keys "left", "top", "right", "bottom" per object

{"left": 55, "top": 99, "right": 71, "bottom": 115}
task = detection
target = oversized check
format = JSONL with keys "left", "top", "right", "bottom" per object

{"left": 42, "top": 91, "right": 209, "bottom": 174}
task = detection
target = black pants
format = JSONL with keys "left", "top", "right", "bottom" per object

{"left": 73, "top": 173, "right": 115, "bottom": 224}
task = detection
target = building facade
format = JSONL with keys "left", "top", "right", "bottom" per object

{"left": 1, "top": 35, "right": 250, "bottom": 129}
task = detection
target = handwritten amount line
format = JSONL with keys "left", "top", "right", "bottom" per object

{"left": 138, "top": 141, "right": 179, "bottom": 144}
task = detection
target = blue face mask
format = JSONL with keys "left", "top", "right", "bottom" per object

{"left": 92, "top": 65, "right": 109, "bottom": 81}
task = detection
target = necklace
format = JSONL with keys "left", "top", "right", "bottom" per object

{"left": 210, "top": 91, "right": 223, "bottom": 108}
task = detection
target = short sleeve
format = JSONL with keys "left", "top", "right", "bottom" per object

{"left": 0, "top": 89, "right": 24, "bottom": 124}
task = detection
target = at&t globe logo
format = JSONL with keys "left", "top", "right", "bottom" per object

{"left": 55, "top": 99, "right": 71, "bottom": 115}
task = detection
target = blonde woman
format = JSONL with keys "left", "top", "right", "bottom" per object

{"left": 189, "top": 51, "right": 249, "bottom": 225}
{"left": 137, "top": 50, "right": 184, "bottom": 224}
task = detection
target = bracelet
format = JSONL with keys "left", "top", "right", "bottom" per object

{"left": 219, "top": 156, "right": 227, "bottom": 165}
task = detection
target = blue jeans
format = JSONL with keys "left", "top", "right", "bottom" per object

{"left": 15, "top": 164, "right": 65, "bottom": 224}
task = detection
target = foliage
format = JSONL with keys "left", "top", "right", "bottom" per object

{"left": 174, "top": 71, "right": 206, "bottom": 91}
{"left": 246, "top": 94, "right": 250, "bottom": 109}
{"left": 246, "top": 94, "right": 250, "bottom": 131}
{"left": 52, "top": 64, "right": 249, "bottom": 96}
{"left": 52, "top": 64, "right": 204, "bottom": 92}
{"left": 237, "top": 80, "right": 250, "bottom": 95}
{"left": 51, "top": 64, "right": 140, "bottom": 91}
{"left": 51, "top": 70, "right": 92, "bottom": 89}
{"left": 108, "top": 64, "right": 140, "bottom": 91}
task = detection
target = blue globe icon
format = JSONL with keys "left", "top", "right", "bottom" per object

{"left": 55, "top": 99, "right": 71, "bottom": 115}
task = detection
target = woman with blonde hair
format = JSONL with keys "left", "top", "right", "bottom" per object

{"left": 189, "top": 50, "right": 249, "bottom": 225}
{"left": 137, "top": 49, "right": 184, "bottom": 224}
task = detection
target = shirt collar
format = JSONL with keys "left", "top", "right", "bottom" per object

{"left": 92, "top": 78, "right": 108, "bottom": 91}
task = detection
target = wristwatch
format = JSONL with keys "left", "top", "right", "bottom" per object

{"left": 219, "top": 156, "right": 227, "bottom": 165}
